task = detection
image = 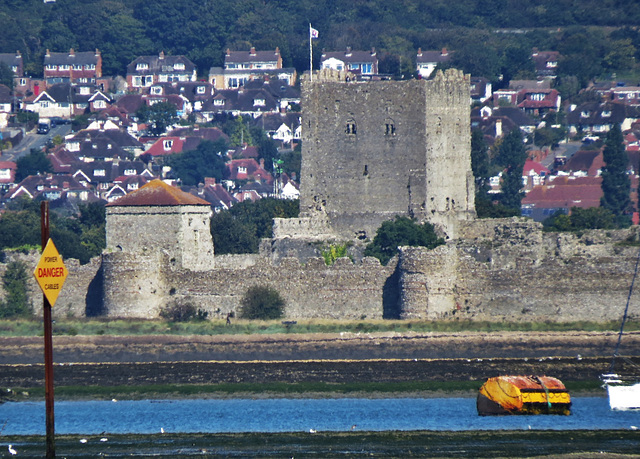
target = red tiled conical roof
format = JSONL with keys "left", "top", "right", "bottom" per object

{"left": 106, "top": 179, "right": 210, "bottom": 206}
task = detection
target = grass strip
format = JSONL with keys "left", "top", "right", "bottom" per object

{"left": 0, "top": 318, "right": 638, "bottom": 337}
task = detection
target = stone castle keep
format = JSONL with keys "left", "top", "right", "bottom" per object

{"left": 10, "top": 69, "right": 639, "bottom": 323}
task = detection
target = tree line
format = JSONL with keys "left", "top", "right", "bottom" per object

{"left": 1, "top": 0, "right": 639, "bottom": 87}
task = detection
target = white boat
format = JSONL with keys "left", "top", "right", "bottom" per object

{"left": 601, "top": 373, "right": 640, "bottom": 410}
{"left": 601, "top": 250, "right": 640, "bottom": 410}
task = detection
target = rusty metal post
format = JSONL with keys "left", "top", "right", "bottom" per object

{"left": 41, "top": 201, "right": 55, "bottom": 458}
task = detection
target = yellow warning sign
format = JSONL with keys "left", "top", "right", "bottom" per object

{"left": 34, "top": 239, "right": 68, "bottom": 307}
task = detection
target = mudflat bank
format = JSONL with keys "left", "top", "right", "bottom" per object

{"left": 0, "top": 331, "right": 638, "bottom": 390}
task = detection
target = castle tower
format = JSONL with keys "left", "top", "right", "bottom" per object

{"left": 299, "top": 68, "right": 475, "bottom": 240}
{"left": 103, "top": 180, "right": 214, "bottom": 317}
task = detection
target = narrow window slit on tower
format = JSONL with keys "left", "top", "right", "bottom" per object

{"left": 363, "top": 165, "right": 368, "bottom": 176}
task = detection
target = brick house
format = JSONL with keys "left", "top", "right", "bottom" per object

{"left": 44, "top": 49, "right": 102, "bottom": 85}
{"left": 126, "top": 52, "right": 197, "bottom": 90}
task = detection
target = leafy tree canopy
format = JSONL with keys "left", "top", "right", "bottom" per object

{"left": 16, "top": 148, "right": 52, "bottom": 182}
{"left": 543, "top": 207, "right": 617, "bottom": 232}
{"left": 136, "top": 101, "right": 178, "bottom": 136}
{"left": 600, "top": 124, "right": 631, "bottom": 217}
{"left": 364, "top": 216, "right": 445, "bottom": 266}
{"left": 211, "top": 198, "right": 299, "bottom": 255}
{"left": 168, "top": 139, "right": 228, "bottom": 186}
{"left": 0, "top": 261, "right": 30, "bottom": 318}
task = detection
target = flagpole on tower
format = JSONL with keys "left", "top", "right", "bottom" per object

{"left": 309, "top": 24, "right": 318, "bottom": 82}
{"left": 309, "top": 23, "right": 313, "bottom": 82}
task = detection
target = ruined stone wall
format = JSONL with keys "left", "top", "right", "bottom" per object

{"left": 299, "top": 69, "right": 475, "bottom": 241}
{"left": 398, "top": 220, "right": 640, "bottom": 322}
{"left": 101, "top": 252, "right": 398, "bottom": 320}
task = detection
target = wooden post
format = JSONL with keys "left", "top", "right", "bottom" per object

{"left": 41, "top": 201, "right": 55, "bottom": 458}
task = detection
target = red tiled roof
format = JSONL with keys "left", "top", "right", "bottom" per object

{"left": 522, "top": 176, "right": 603, "bottom": 209}
{"left": 106, "top": 179, "right": 210, "bottom": 206}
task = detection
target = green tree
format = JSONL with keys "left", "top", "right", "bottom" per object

{"left": 15, "top": 149, "right": 52, "bottom": 182}
{"left": 600, "top": 124, "right": 631, "bottom": 218}
{"left": 364, "top": 216, "right": 445, "bottom": 266}
{"left": 0, "top": 260, "right": 30, "bottom": 318}
{"left": 0, "top": 61, "right": 14, "bottom": 90}
{"left": 240, "top": 285, "right": 285, "bottom": 320}
{"left": 471, "top": 129, "right": 490, "bottom": 197}
{"left": 137, "top": 101, "right": 178, "bottom": 136}
{"left": 210, "top": 198, "right": 299, "bottom": 255}
{"left": 543, "top": 207, "right": 616, "bottom": 232}
{"left": 495, "top": 129, "right": 527, "bottom": 211}
{"left": 168, "top": 139, "right": 228, "bottom": 186}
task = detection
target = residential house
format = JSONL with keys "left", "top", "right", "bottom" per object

{"left": 470, "top": 106, "right": 536, "bottom": 144}
{"left": 209, "top": 47, "right": 296, "bottom": 90}
{"left": 517, "top": 88, "right": 561, "bottom": 116}
{"left": 0, "top": 84, "right": 12, "bottom": 127}
{"left": 167, "top": 126, "right": 228, "bottom": 145}
{"left": 206, "top": 86, "right": 279, "bottom": 118}
{"left": 521, "top": 175, "right": 605, "bottom": 221}
{"left": 416, "top": 48, "right": 451, "bottom": 79}
{"left": 321, "top": 48, "right": 378, "bottom": 78}
{"left": 566, "top": 101, "right": 640, "bottom": 136}
{"left": 44, "top": 49, "right": 102, "bottom": 85}
{"left": 605, "top": 86, "right": 640, "bottom": 105}
{"left": 279, "top": 178, "right": 300, "bottom": 200}
{"left": 187, "top": 177, "right": 236, "bottom": 212}
{"left": 23, "top": 83, "right": 109, "bottom": 118}
{"left": 126, "top": 52, "right": 197, "bottom": 90}
{"left": 470, "top": 77, "right": 492, "bottom": 104}
{"left": 0, "top": 161, "right": 16, "bottom": 191}
{"left": 557, "top": 149, "right": 604, "bottom": 177}
{"left": 225, "top": 158, "right": 272, "bottom": 190}
{"left": 5, "top": 174, "right": 92, "bottom": 203}
{"left": 254, "top": 112, "right": 301, "bottom": 147}
{"left": 144, "top": 136, "right": 198, "bottom": 157}
{"left": 72, "top": 160, "right": 154, "bottom": 200}
{"left": 0, "top": 51, "right": 27, "bottom": 93}
{"left": 531, "top": 49, "right": 560, "bottom": 79}
{"left": 67, "top": 127, "right": 144, "bottom": 159}
{"left": 522, "top": 159, "right": 550, "bottom": 192}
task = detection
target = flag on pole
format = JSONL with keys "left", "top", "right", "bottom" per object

{"left": 310, "top": 26, "right": 319, "bottom": 39}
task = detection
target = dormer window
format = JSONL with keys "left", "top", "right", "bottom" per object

{"left": 601, "top": 110, "right": 611, "bottom": 118}
{"left": 128, "top": 182, "right": 139, "bottom": 190}
{"left": 384, "top": 121, "right": 396, "bottom": 136}
{"left": 530, "top": 93, "right": 545, "bottom": 101}
{"left": 163, "top": 140, "right": 174, "bottom": 150}
{"left": 196, "top": 86, "right": 206, "bottom": 94}
{"left": 79, "top": 87, "right": 90, "bottom": 95}
{"left": 174, "top": 63, "right": 185, "bottom": 70}
{"left": 546, "top": 61, "right": 558, "bottom": 68}
{"left": 150, "top": 86, "right": 163, "bottom": 95}
{"left": 68, "top": 141, "right": 80, "bottom": 152}
{"left": 94, "top": 169, "right": 106, "bottom": 176}
{"left": 214, "top": 99, "right": 225, "bottom": 106}
{"left": 581, "top": 111, "right": 590, "bottom": 118}
{"left": 136, "top": 63, "right": 149, "bottom": 71}
{"left": 238, "top": 166, "right": 247, "bottom": 174}
{"left": 253, "top": 98, "right": 265, "bottom": 107}
{"left": 124, "top": 168, "right": 136, "bottom": 176}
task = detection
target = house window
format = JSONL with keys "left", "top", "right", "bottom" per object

{"left": 133, "top": 76, "right": 142, "bottom": 87}
{"left": 196, "top": 86, "right": 206, "bottom": 94}
{"left": 45, "top": 65, "right": 57, "bottom": 70}
{"left": 237, "top": 166, "right": 247, "bottom": 174}
{"left": 18, "top": 78, "right": 26, "bottom": 86}
{"left": 163, "top": 140, "right": 174, "bottom": 150}
{"left": 362, "top": 63, "right": 373, "bottom": 74}
{"left": 124, "top": 169, "right": 136, "bottom": 176}
{"left": 78, "top": 78, "right": 88, "bottom": 83}
{"left": 127, "top": 182, "right": 139, "bottom": 190}
{"left": 254, "top": 98, "right": 265, "bottom": 107}
{"left": 151, "top": 86, "right": 163, "bottom": 95}
{"left": 174, "top": 63, "right": 185, "bottom": 70}
{"left": 94, "top": 100, "right": 106, "bottom": 109}
{"left": 214, "top": 99, "right": 224, "bottom": 106}
{"left": 85, "top": 64, "right": 95, "bottom": 70}
{"left": 244, "top": 192, "right": 251, "bottom": 200}
{"left": 530, "top": 93, "right": 545, "bottom": 101}
{"left": 581, "top": 111, "right": 590, "bottom": 118}
{"left": 59, "top": 65, "right": 69, "bottom": 71}
{"left": 144, "top": 76, "right": 153, "bottom": 86}
{"left": 94, "top": 169, "right": 106, "bottom": 176}
{"left": 345, "top": 120, "right": 357, "bottom": 135}
{"left": 79, "top": 86, "right": 90, "bottom": 95}
{"left": 73, "top": 64, "right": 82, "bottom": 70}
{"left": 602, "top": 110, "right": 611, "bottom": 117}
{"left": 227, "top": 64, "right": 237, "bottom": 69}
{"left": 40, "top": 101, "right": 49, "bottom": 108}
{"left": 136, "top": 63, "right": 148, "bottom": 71}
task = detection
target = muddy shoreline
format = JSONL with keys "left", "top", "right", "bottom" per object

{"left": 1, "top": 331, "right": 638, "bottom": 390}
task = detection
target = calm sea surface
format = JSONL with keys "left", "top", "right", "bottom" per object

{"left": 1, "top": 396, "right": 639, "bottom": 435}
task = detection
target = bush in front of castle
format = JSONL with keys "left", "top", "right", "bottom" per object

{"left": 240, "top": 285, "right": 285, "bottom": 320}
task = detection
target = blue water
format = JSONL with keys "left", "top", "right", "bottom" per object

{"left": 1, "top": 397, "right": 639, "bottom": 435}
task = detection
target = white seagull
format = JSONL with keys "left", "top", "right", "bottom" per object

{"left": 8, "top": 444, "right": 17, "bottom": 455}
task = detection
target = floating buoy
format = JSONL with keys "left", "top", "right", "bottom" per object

{"left": 477, "top": 375, "right": 571, "bottom": 415}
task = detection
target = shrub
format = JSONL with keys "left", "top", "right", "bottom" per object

{"left": 0, "top": 261, "right": 31, "bottom": 318}
{"left": 240, "top": 285, "right": 285, "bottom": 320}
{"left": 159, "top": 302, "right": 208, "bottom": 322}
{"left": 321, "top": 243, "right": 351, "bottom": 265}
